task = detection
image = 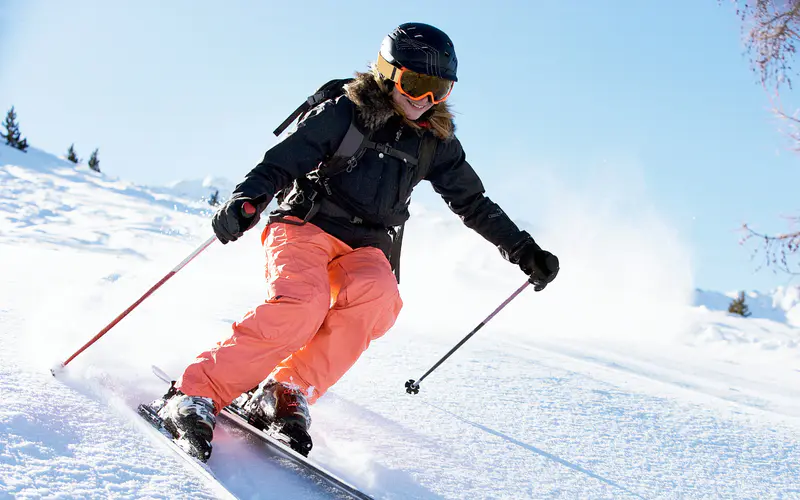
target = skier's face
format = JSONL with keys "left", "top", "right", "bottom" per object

{"left": 391, "top": 87, "right": 434, "bottom": 121}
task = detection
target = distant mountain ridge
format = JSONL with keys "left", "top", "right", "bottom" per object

{"left": 0, "top": 143, "right": 236, "bottom": 206}
{"left": 165, "top": 176, "right": 235, "bottom": 204}
{"left": 693, "top": 287, "right": 800, "bottom": 326}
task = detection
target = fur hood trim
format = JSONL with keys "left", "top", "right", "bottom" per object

{"left": 343, "top": 67, "right": 455, "bottom": 140}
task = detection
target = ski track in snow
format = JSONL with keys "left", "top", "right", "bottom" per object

{"left": 2, "top": 145, "right": 800, "bottom": 499}
{"left": 0, "top": 286, "right": 220, "bottom": 499}
{"left": 329, "top": 333, "right": 800, "bottom": 499}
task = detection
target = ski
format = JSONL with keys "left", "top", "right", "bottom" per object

{"left": 136, "top": 402, "right": 238, "bottom": 500}
{"left": 149, "top": 366, "right": 374, "bottom": 500}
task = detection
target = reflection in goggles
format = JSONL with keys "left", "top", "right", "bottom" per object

{"left": 398, "top": 70, "right": 454, "bottom": 102}
{"left": 377, "top": 53, "right": 455, "bottom": 104}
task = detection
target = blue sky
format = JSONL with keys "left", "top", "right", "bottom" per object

{"left": 2, "top": 0, "right": 799, "bottom": 293}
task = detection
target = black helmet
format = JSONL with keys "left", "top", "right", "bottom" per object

{"left": 379, "top": 22, "right": 458, "bottom": 82}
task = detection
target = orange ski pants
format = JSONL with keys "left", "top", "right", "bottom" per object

{"left": 177, "top": 219, "right": 403, "bottom": 412}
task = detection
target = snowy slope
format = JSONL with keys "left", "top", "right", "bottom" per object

{"left": 2, "top": 144, "right": 800, "bottom": 499}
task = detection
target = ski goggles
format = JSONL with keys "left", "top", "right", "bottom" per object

{"left": 377, "top": 53, "right": 455, "bottom": 104}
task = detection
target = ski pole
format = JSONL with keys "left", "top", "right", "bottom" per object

{"left": 405, "top": 280, "right": 531, "bottom": 394}
{"left": 55, "top": 234, "right": 218, "bottom": 371}
{"left": 53, "top": 201, "right": 261, "bottom": 373}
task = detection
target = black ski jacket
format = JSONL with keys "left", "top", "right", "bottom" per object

{"left": 232, "top": 72, "right": 533, "bottom": 264}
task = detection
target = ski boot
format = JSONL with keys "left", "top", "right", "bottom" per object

{"left": 154, "top": 382, "right": 217, "bottom": 462}
{"left": 243, "top": 379, "right": 313, "bottom": 456}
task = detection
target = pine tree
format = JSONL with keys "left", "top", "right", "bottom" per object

{"left": 67, "top": 144, "right": 80, "bottom": 163}
{"left": 208, "top": 190, "right": 220, "bottom": 206}
{"left": 1, "top": 107, "right": 19, "bottom": 146}
{"left": 728, "top": 291, "right": 752, "bottom": 318}
{"left": 88, "top": 148, "right": 100, "bottom": 172}
{"left": 1, "top": 106, "right": 29, "bottom": 152}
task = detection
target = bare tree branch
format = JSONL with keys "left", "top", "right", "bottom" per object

{"left": 727, "top": 1, "right": 800, "bottom": 274}
{"left": 740, "top": 220, "right": 800, "bottom": 275}
{"left": 734, "top": 0, "right": 800, "bottom": 89}
{"left": 772, "top": 106, "right": 800, "bottom": 150}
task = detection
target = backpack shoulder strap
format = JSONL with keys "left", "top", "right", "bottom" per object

{"left": 388, "top": 133, "right": 439, "bottom": 284}
{"left": 317, "top": 115, "right": 371, "bottom": 178}
{"left": 273, "top": 78, "right": 354, "bottom": 137}
{"left": 415, "top": 133, "right": 438, "bottom": 183}
{"left": 319, "top": 115, "right": 440, "bottom": 181}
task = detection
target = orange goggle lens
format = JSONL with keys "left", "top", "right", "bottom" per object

{"left": 377, "top": 53, "right": 454, "bottom": 104}
{"left": 397, "top": 69, "right": 454, "bottom": 103}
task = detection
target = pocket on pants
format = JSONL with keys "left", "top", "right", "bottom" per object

{"left": 371, "top": 291, "right": 403, "bottom": 340}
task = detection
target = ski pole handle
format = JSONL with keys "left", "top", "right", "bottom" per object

{"left": 240, "top": 194, "right": 272, "bottom": 219}
{"left": 241, "top": 201, "right": 256, "bottom": 218}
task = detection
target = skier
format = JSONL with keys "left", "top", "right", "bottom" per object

{"left": 156, "top": 22, "right": 560, "bottom": 460}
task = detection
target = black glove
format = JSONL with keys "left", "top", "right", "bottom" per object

{"left": 514, "top": 240, "right": 560, "bottom": 291}
{"left": 212, "top": 195, "right": 266, "bottom": 244}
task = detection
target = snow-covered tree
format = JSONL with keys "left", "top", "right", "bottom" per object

{"left": 88, "top": 148, "right": 100, "bottom": 172}
{"left": 728, "top": 291, "right": 752, "bottom": 317}
{"left": 67, "top": 144, "right": 80, "bottom": 164}
{"left": 1, "top": 106, "right": 29, "bottom": 152}
{"left": 208, "top": 190, "right": 220, "bottom": 207}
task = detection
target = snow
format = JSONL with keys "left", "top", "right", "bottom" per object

{"left": 2, "top": 143, "right": 799, "bottom": 498}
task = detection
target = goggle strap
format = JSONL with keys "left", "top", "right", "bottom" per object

{"left": 377, "top": 53, "right": 401, "bottom": 83}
